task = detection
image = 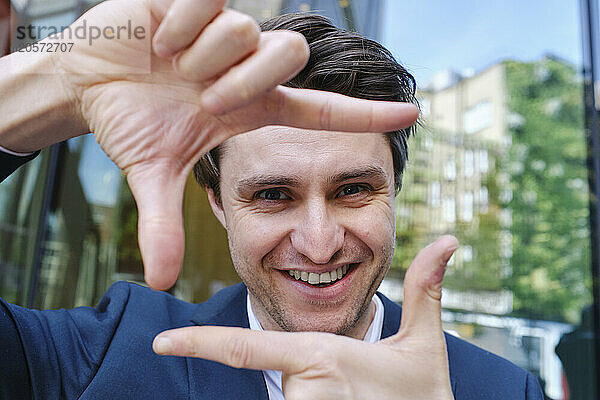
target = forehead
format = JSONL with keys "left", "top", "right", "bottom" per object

{"left": 219, "top": 126, "right": 393, "bottom": 183}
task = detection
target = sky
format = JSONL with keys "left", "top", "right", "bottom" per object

{"left": 381, "top": 0, "right": 583, "bottom": 88}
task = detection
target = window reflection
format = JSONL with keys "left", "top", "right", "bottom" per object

{"left": 32, "top": 137, "right": 139, "bottom": 309}
{"left": 382, "top": 0, "right": 596, "bottom": 398}
{"left": 0, "top": 153, "right": 46, "bottom": 305}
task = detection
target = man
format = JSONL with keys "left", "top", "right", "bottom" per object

{"left": 0, "top": 1, "right": 542, "bottom": 399}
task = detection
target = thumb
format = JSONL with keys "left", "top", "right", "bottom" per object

{"left": 127, "top": 164, "right": 188, "bottom": 290}
{"left": 397, "top": 235, "right": 458, "bottom": 337}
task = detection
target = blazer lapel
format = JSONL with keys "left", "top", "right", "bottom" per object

{"left": 185, "top": 287, "right": 456, "bottom": 398}
{"left": 378, "top": 292, "right": 402, "bottom": 340}
{"left": 187, "top": 283, "right": 269, "bottom": 400}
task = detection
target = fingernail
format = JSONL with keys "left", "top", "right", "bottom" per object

{"left": 154, "top": 336, "right": 173, "bottom": 354}
{"left": 442, "top": 246, "right": 457, "bottom": 266}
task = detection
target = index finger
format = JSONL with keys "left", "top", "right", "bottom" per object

{"left": 152, "top": 0, "right": 226, "bottom": 58}
{"left": 153, "top": 326, "right": 311, "bottom": 373}
{"left": 268, "top": 86, "right": 419, "bottom": 133}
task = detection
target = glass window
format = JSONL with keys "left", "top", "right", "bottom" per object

{"left": 479, "top": 149, "right": 489, "bottom": 173}
{"left": 463, "top": 150, "right": 474, "bottom": 177}
{"left": 461, "top": 191, "right": 473, "bottom": 222}
{"left": 429, "top": 181, "right": 441, "bottom": 207}
{"left": 444, "top": 157, "right": 456, "bottom": 181}
{"left": 30, "top": 136, "right": 140, "bottom": 309}
{"left": 463, "top": 101, "right": 493, "bottom": 134}
{"left": 383, "top": 1, "right": 597, "bottom": 398}
{"left": 443, "top": 196, "right": 456, "bottom": 223}
{"left": 479, "top": 186, "right": 489, "bottom": 210}
{"left": 0, "top": 152, "right": 47, "bottom": 305}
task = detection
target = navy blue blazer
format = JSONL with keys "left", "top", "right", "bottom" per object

{"left": 0, "top": 152, "right": 542, "bottom": 398}
{"left": 0, "top": 282, "right": 543, "bottom": 399}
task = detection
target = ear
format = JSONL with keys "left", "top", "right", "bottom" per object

{"left": 206, "top": 188, "right": 227, "bottom": 229}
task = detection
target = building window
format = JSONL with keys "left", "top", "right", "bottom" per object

{"left": 444, "top": 157, "right": 456, "bottom": 181}
{"left": 463, "top": 101, "right": 493, "bottom": 134}
{"left": 461, "top": 191, "right": 473, "bottom": 222}
{"left": 443, "top": 196, "right": 456, "bottom": 223}
{"left": 429, "top": 181, "right": 441, "bottom": 207}
{"left": 462, "top": 245, "right": 473, "bottom": 262}
{"left": 464, "top": 150, "right": 474, "bottom": 177}
{"left": 479, "top": 186, "right": 489, "bottom": 213}
{"left": 479, "top": 149, "right": 489, "bottom": 173}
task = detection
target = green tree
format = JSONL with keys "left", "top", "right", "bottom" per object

{"left": 503, "top": 57, "right": 591, "bottom": 322}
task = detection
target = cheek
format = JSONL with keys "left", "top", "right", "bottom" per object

{"left": 344, "top": 203, "right": 395, "bottom": 255}
{"left": 229, "top": 214, "right": 290, "bottom": 264}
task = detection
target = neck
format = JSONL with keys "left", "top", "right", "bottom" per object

{"left": 347, "top": 300, "right": 377, "bottom": 340}
{"left": 248, "top": 293, "right": 377, "bottom": 340}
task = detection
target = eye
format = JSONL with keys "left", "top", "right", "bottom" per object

{"left": 256, "top": 188, "right": 291, "bottom": 201}
{"left": 337, "top": 184, "right": 369, "bottom": 198}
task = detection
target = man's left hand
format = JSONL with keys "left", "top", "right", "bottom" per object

{"left": 153, "top": 236, "right": 458, "bottom": 400}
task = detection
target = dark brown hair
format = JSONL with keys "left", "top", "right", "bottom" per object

{"left": 194, "top": 13, "right": 418, "bottom": 202}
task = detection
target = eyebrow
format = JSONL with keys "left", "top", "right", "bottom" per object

{"left": 235, "top": 165, "right": 388, "bottom": 194}
{"left": 235, "top": 174, "right": 304, "bottom": 193}
{"left": 327, "top": 165, "right": 389, "bottom": 186}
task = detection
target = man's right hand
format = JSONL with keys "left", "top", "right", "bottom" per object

{"left": 3, "top": 0, "right": 419, "bottom": 290}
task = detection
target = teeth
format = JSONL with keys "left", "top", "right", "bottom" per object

{"left": 287, "top": 265, "right": 351, "bottom": 286}
{"left": 319, "top": 272, "right": 331, "bottom": 283}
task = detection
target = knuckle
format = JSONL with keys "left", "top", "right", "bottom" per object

{"left": 273, "top": 88, "right": 287, "bottom": 122}
{"left": 223, "top": 336, "right": 251, "bottom": 369}
{"left": 258, "top": 88, "right": 285, "bottom": 125}
{"left": 308, "top": 348, "right": 342, "bottom": 377}
{"left": 284, "top": 31, "right": 310, "bottom": 64}
{"left": 365, "top": 102, "right": 375, "bottom": 132}
{"left": 267, "top": 31, "right": 309, "bottom": 75}
{"left": 319, "top": 98, "right": 333, "bottom": 130}
{"left": 182, "top": 334, "right": 200, "bottom": 357}
{"left": 172, "top": 53, "right": 194, "bottom": 80}
{"left": 228, "top": 69, "right": 253, "bottom": 102}
{"left": 309, "top": 348, "right": 331, "bottom": 365}
{"left": 229, "top": 14, "right": 260, "bottom": 49}
{"left": 165, "top": 15, "right": 194, "bottom": 39}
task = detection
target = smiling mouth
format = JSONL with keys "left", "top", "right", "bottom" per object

{"left": 284, "top": 264, "right": 356, "bottom": 288}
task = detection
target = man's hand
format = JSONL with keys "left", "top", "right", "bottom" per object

{"left": 25, "top": 0, "right": 418, "bottom": 290}
{"left": 152, "top": 236, "right": 458, "bottom": 400}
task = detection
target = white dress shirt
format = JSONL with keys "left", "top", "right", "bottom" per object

{"left": 0, "top": 145, "right": 35, "bottom": 157}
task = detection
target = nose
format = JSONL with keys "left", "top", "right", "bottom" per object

{"left": 289, "top": 199, "right": 344, "bottom": 264}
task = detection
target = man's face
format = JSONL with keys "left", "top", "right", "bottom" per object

{"left": 210, "top": 127, "right": 396, "bottom": 338}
